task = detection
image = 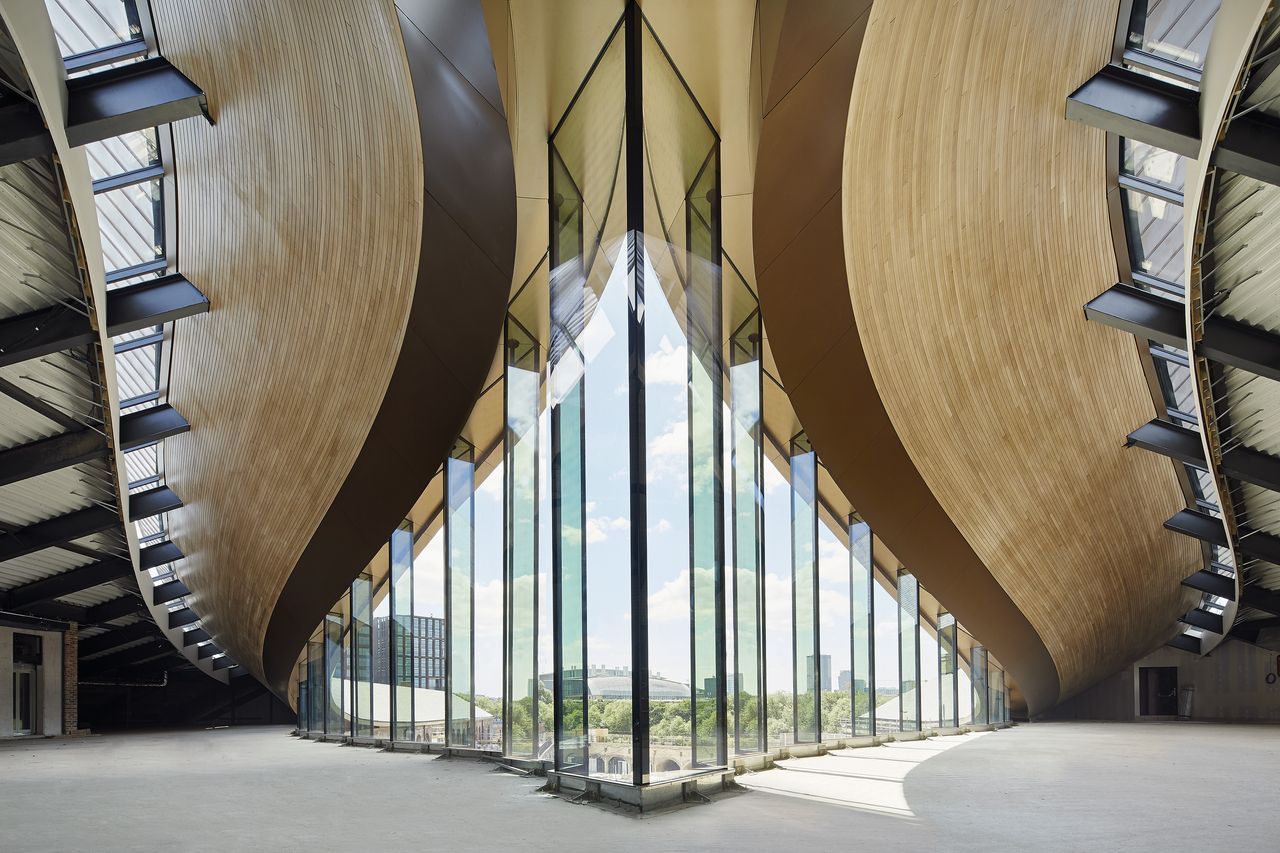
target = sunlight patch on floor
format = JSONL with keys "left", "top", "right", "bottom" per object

{"left": 735, "top": 732, "right": 991, "bottom": 818}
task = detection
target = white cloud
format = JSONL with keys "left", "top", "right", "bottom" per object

{"left": 763, "top": 458, "right": 788, "bottom": 493}
{"left": 648, "top": 568, "right": 689, "bottom": 623}
{"left": 586, "top": 515, "right": 629, "bottom": 543}
{"left": 646, "top": 335, "right": 687, "bottom": 387}
{"left": 649, "top": 518, "right": 672, "bottom": 535}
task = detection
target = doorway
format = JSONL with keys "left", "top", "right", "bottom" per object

{"left": 13, "top": 665, "right": 36, "bottom": 735}
{"left": 1138, "top": 666, "right": 1178, "bottom": 716}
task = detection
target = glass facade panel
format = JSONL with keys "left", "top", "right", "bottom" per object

{"left": 1121, "top": 139, "right": 1187, "bottom": 194}
{"left": 850, "top": 519, "right": 875, "bottom": 736}
{"left": 306, "top": 629, "right": 323, "bottom": 734}
{"left": 873, "top": 578, "right": 899, "bottom": 734}
{"left": 505, "top": 316, "right": 540, "bottom": 758}
{"left": 1122, "top": 188, "right": 1185, "bottom": 286}
{"left": 446, "top": 441, "right": 475, "bottom": 747}
{"left": 790, "top": 434, "right": 818, "bottom": 744}
{"left": 412, "top": 531, "right": 446, "bottom": 743}
{"left": 898, "top": 571, "right": 920, "bottom": 733}
{"left": 819, "top": 526, "right": 850, "bottom": 741}
{"left": 938, "top": 613, "right": 958, "bottom": 728}
{"left": 45, "top": 0, "right": 138, "bottom": 56}
{"left": 351, "top": 571, "right": 373, "bottom": 737}
{"left": 390, "top": 523, "right": 415, "bottom": 741}
{"left": 85, "top": 129, "right": 158, "bottom": 181}
{"left": 1127, "top": 0, "right": 1219, "bottom": 70}
{"left": 94, "top": 177, "right": 163, "bottom": 277}
{"left": 728, "top": 285, "right": 764, "bottom": 754}
{"left": 324, "top": 611, "right": 343, "bottom": 734}
{"left": 919, "top": 612, "right": 939, "bottom": 730}
{"left": 972, "top": 645, "right": 989, "bottom": 725}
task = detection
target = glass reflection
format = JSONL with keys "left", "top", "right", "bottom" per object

{"left": 850, "top": 518, "right": 875, "bottom": 736}
{"left": 390, "top": 522, "right": 414, "bottom": 741}
{"left": 898, "top": 571, "right": 920, "bottom": 732}
{"left": 790, "top": 434, "right": 818, "bottom": 743}
{"left": 938, "top": 612, "right": 958, "bottom": 728}
{"left": 447, "top": 441, "right": 476, "bottom": 747}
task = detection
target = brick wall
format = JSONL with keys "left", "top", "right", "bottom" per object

{"left": 63, "top": 624, "right": 79, "bottom": 736}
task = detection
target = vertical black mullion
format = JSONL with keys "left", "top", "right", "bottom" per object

{"left": 388, "top": 541, "right": 398, "bottom": 740}
{"left": 624, "top": 0, "right": 649, "bottom": 787}
{"left": 711, "top": 140, "right": 726, "bottom": 767}
{"left": 469, "top": 454, "right": 477, "bottom": 745}
{"left": 754, "top": 321, "right": 766, "bottom": 753}
{"left": 444, "top": 502, "right": 453, "bottom": 745}
{"left": 868, "top": 539, "right": 876, "bottom": 737}
{"left": 502, "top": 325, "right": 512, "bottom": 757}
{"left": 810, "top": 462, "right": 820, "bottom": 740}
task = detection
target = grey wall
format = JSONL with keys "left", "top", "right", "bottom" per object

{"left": 1042, "top": 639, "right": 1280, "bottom": 722}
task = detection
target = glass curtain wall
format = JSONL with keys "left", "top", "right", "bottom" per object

{"left": 897, "top": 571, "right": 920, "bottom": 733}
{"left": 849, "top": 517, "right": 875, "bottom": 736}
{"left": 938, "top": 612, "right": 958, "bottom": 729}
{"left": 351, "top": 571, "right": 373, "bottom": 737}
{"left": 505, "top": 314, "right": 541, "bottom": 758}
{"left": 727, "top": 268, "right": 764, "bottom": 755}
{"left": 390, "top": 522, "right": 415, "bottom": 741}
{"left": 972, "top": 645, "right": 989, "bottom": 725}
{"left": 547, "top": 2, "right": 724, "bottom": 785}
{"left": 324, "top": 610, "right": 343, "bottom": 734}
{"left": 307, "top": 629, "right": 324, "bottom": 736}
{"left": 790, "top": 434, "right": 819, "bottom": 744}
{"left": 296, "top": 659, "right": 309, "bottom": 732}
{"left": 918, "top": 613, "right": 939, "bottom": 730}
{"left": 446, "top": 440, "right": 476, "bottom": 747}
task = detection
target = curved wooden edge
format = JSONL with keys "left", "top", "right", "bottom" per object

{"left": 752, "top": 0, "right": 1060, "bottom": 715}
{"left": 261, "top": 0, "right": 515, "bottom": 695}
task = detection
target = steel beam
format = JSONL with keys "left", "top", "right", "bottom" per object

{"left": 106, "top": 274, "right": 210, "bottom": 337}
{"left": 1083, "top": 283, "right": 1184, "bottom": 349}
{"left": 0, "top": 100, "right": 55, "bottom": 168}
{"left": 65, "top": 56, "right": 209, "bottom": 147}
{"left": 1127, "top": 419, "right": 1280, "bottom": 495}
{"left": 86, "top": 594, "right": 146, "bottom": 623}
{"left": 128, "top": 485, "right": 183, "bottom": 521}
{"left": 0, "top": 305, "right": 95, "bottom": 370}
{"left": 182, "top": 627, "right": 210, "bottom": 647}
{"left": 152, "top": 578, "right": 189, "bottom": 605}
{"left": 168, "top": 607, "right": 199, "bottom": 628}
{"left": 1, "top": 558, "right": 132, "bottom": 610}
{"left": 0, "top": 505, "right": 119, "bottom": 562}
{"left": 1181, "top": 608, "right": 1224, "bottom": 634}
{"left": 119, "top": 404, "right": 190, "bottom": 451}
{"left": 78, "top": 620, "right": 159, "bottom": 657}
{"left": 1165, "top": 508, "right": 1280, "bottom": 565}
{"left": 1181, "top": 569, "right": 1234, "bottom": 599}
{"left": 0, "top": 275, "right": 208, "bottom": 369}
{"left": 139, "top": 540, "right": 183, "bottom": 571}
{"left": 80, "top": 638, "right": 176, "bottom": 674}
{"left": 1065, "top": 64, "right": 1199, "bottom": 158}
{"left": 0, "top": 430, "right": 105, "bottom": 488}
{"left": 1242, "top": 585, "right": 1280, "bottom": 618}
{"left": 1216, "top": 114, "right": 1280, "bottom": 188}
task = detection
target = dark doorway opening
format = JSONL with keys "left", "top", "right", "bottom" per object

{"left": 1139, "top": 666, "right": 1178, "bottom": 716}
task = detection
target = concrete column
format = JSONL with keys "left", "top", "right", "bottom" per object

{"left": 40, "top": 628, "right": 62, "bottom": 736}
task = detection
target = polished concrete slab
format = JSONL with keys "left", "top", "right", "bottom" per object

{"left": 1, "top": 722, "right": 1277, "bottom": 852}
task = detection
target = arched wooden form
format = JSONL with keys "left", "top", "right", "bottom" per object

{"left": 753, "top": 0, "right": 1060, "bottom": 715}
{"left": 842, "top": 0, "right": 1199, "bottom": 704}
{"left": 151, "top": 0, "right": 514, "bottom": 693}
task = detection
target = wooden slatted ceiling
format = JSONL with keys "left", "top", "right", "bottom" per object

{"left": 843, "top": 0, "right": 1199, "bottom": 699}
{"left": 150, "top": 0, "right": 423, "bottom": 682}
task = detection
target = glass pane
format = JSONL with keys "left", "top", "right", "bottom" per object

{"left": 351, "top": 571, "right": 373, "bottom": 737}
{"left": 873, "top": 578, "right": 899, "bottom": 733}
{"left": 819, "top": 527, "right": 850, "bottom": 741}
{"left": 1121, "top": 139, "right": 1186, "bottom": 194}
{"left": 938, "top": 613, "right": 958, "bottom": 728}
{"left": 94, "top": 177, "right": 163, "bottom": 278}
{"left": 44, "top": 0, "right": 137, "bottom": 57}
{"left": 1127, "top": 0, "right": 1220, "bottom": 70}
{"left": 729, "top": 295, "right": 764, "bottom": 753}
{"left": 1122, "top": 188, "right": 1185, "bottom": 286}
{"left": 85, "top": 129, "right": 158, "bottom": 181}
{"left": 972, "top": 645, "right": 989, "bottom": 725}
{"left": 850, "top": 519, "right": 875, "bottom": 736}
{"left": 447, "top": 441, "right": 475, "bottom": 747}
{"left": 390, "top": 522, "right": 415, "bottom": 740}
{"left": 296, "top": 660, "right": 309, "bottom": 731}
{"left": 790, "top": 434, "right": 818, "bottom": 743}
{"left": 324, "top": 611, "right": 343, "bottom": 734}
{"left": 898, "top": 571, "right": 920, "bottom": 732}
{"left": 412, "top": 530, "right": 446, "bottom": 743}
{"left": 504, "top": 316, "right": 540, "bottom": 758}
{"left": 765, "top": 454, "right": 792, "bottom": 749}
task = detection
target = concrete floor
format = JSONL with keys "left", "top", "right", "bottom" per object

{"left": 2, "top": 722, "right": 1277, "bottom": 852}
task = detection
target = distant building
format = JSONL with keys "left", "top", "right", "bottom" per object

{"left": 838, "top": 670, "right": 851, "bottom": 691}
{"left": 806, "top": 654, "right": 832, "bottom": 691}
{"left": 539, "top": 665, "right": 690, "bottom": 701}
{"left": 373, "top": 615, "right": 446, "bottom": 689}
